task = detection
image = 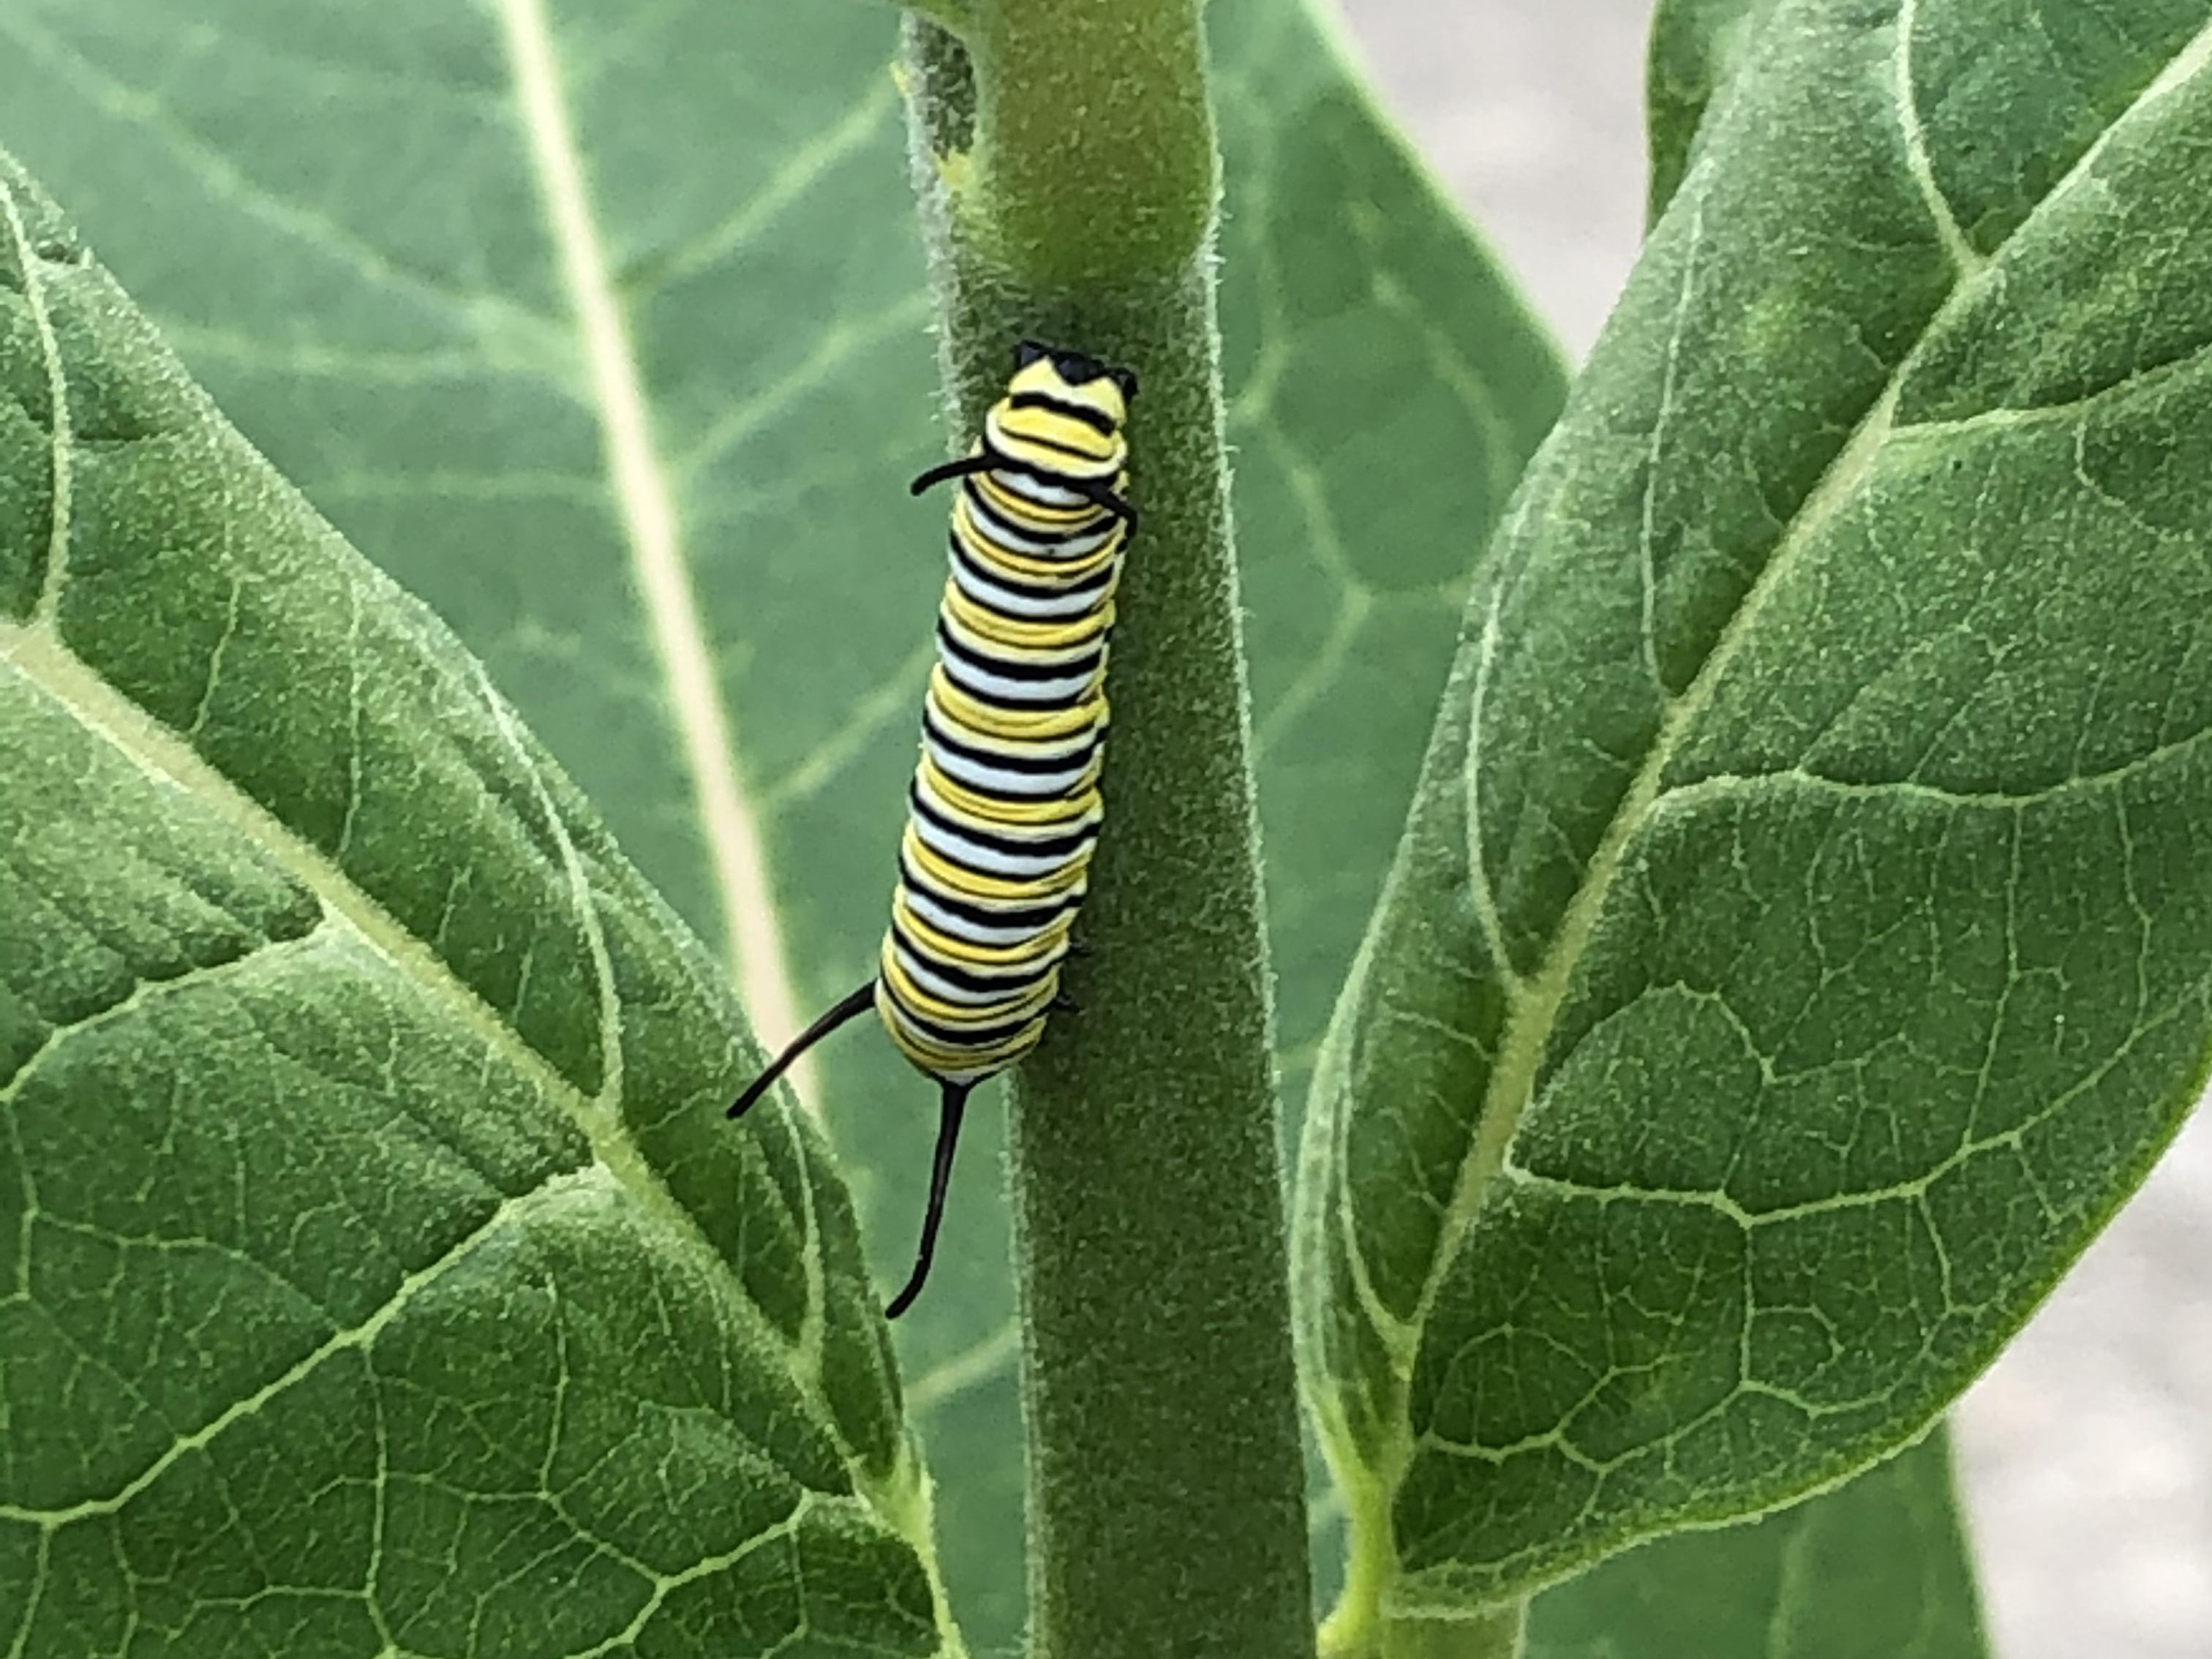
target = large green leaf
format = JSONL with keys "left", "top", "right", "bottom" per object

{"left": 1297, "top": 0, "right": 2212, "bottom": 1615}
{"left": 1527, "top": 1430, "right": 1985, "bottom": 1659}
{"left": 0, "top": 0, "right": 1568, "bottom": 1647}
{"left": 0, "top": 152, "right": 937, "bottom": 1653}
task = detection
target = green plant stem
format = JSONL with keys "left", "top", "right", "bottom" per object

{"left": 1318, "top": 1456, "right": 1524, "bottom": 1659}
{"left": 960, "top": 0, "right": 1215, "bottom": 286}
{"left": 901, "top": 8, "right": 1312, "bottom": 1659}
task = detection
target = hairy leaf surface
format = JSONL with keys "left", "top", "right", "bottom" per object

{"left": 0, "top": 153, "right": 936, "bottom": 1655}
{"left": 1644, "top": 0, "right": 1780, "bottom": 220}
{"left": 0, "top": 0, "right": 1566, "bottom": 1645}
{"left": 1527, "top": 1431, "right": 1985, "bottom": 1659}
{"left": 1296, "top": 0, "right": 2212, "bottom": 1611}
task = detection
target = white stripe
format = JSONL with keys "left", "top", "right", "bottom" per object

{"left": 892, "top": 946, "right": 1045, "bottom": 1008}
{"left": 950, "top": 556, "right": 1112, "bottom": 619}
{"left": 901, "top": 884, "right": 1072, "bottom": 948}
{"left": 914, "top": 770, "right": 1102, "bottom": 836}
{"left": 924, "top": 704, "right": 1100, "bottom": 764}
{"left": 910, "top": 810, "right": 1094, "bottom": 880}
{"left": 898, "top": 914, "right": 1069, "bottom": 976}
{"left": 939, "top": 652, "right": 1100, "bottom": 705}
{"left": 895, "top": 895, "right": 1072, "bottom": 964}
{"left": 963, "top": 504, "right": 1119, "bottom": 560}
{"left": 941, "top": 609, "right": 1106, "bottom": 666}
{"left": 902, "top": 834, "right": 1091, "bottom": 903}
{"left": 877, "top": 1005, "right": 1034, "bottom": 1079}
{"left": 893, "top": 941, "right": 1063, "bottom": 1004}
{"left": 986, "top": 469, "right": 1090, "bottom": 510}
{"left": 882, "top": 976, "right": 1051, "bottom": 1035}
{"left": 925, "top": 739, "right": 1094, "bottom": 799}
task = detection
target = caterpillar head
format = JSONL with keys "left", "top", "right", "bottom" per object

{"left": 1012, "top": 339, "right": 1139, "bottom": 423}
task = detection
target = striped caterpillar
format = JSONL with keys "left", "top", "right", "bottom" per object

{"left": 731, "top": 341, "right": 1137, "bottom": 1317}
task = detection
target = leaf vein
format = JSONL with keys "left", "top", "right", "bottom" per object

{"left": 636, "top": 78, "right": 900, "bottom": 297}
{"left": 0, "top": 922, "right": 330, "bottom": 1110}
{"left": 0, "top": 625, "right": 626, "bottom": 1207}
{"left": 0, "top": 1167, "right": 601, "bottom": 1528}
{"left": 1892, "top": 0, "right": 1985, "bottom": 276}
{"left": 0, "top": 182, "right": 72, "bottom": 622}
{"left": 1654, "top": 718, "right": 2212, "bottom": 814}
{"left": 0, "top": 11, "right": 566, "bottom": 356}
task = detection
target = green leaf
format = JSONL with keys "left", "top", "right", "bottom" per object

{"left": 0, "top": 151, "right": 941, "bottom": 1654}
{"left": 1297, "top": 0, "right": 2212, "bottom": 1620}
{"left": 1527, "top": 1429, "right": 1985, "bottom": 1659}
{"left": 0, "top": 0, "right": 1568, "bottom": 1647}
{"left": 1644, "top": 0, "right": 1780, "bottom": 221}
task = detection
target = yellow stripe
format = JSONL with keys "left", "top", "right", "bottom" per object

{"left": 1006, "top": 358, "right": 1129, "bottom": 425}
{"left": 920, "top": 753, "right": 1104, "bottom": 827}
{"left": 929, "top": 666, "right": 1104, "bottom": 741}
{"left": 943, "top": 582, "right": 1113, "bottom": 651}
{"left": 880, "top": 936, "right": 1059, "bottom": 1024}
{"left": 885, "top": 1018, "right": 1045, "bottom": 1076}
{"left": 925, "top": 710, "right": 1099, "bottom": 764}
{"left": 958, "top": 498, "right": 1126, "bottom": 585}
{"left": 940, "top": 601, "right": 1105, "bottom": 669}
{"left": 993, "top": 429, "right": 1119, "bottom": 477}
{"left": 974, "top": 470, "right": 1107, "bottom": 528}
{"left": 874, "top": 960, "right": 1050, "bottom": 1074}
{"left": 996, "top": 404, "right": 1118, "bottom": 460}
{"left": 894, "top": 890, "right": 1074, "bottom": 968}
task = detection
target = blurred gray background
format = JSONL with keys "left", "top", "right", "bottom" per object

{"left": 1330, "top": 3, "right": 2212, "bottom": 1655}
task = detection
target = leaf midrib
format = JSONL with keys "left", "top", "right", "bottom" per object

{"left": 4, "top": 619, "right": 883, "bottom": 1448}
{"left": 489, "top": 0, "right": 813, "bottom": 1098}
{"left": 0, "top": 1164, "right": 602, "bottom": 1527}
{"left": 1403, "top": 11, "right": 2212, "bottom": 1355}
{"left": 0, "top": 184, "right": 71, "bottom": 620}
{"left": 7, "top": 614, "right": 813, "bottom": 1366}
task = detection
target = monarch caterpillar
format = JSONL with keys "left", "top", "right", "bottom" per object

{"left": 730, "top": 340, "right": 1139, "bottom": 1319}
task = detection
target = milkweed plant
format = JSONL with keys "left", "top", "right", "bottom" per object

{"left": 1, "top": 0, "right": 2205, "bottom": 1655}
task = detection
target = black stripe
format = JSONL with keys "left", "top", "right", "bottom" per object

{"left": 880, "top": 979, "right": 1048, "bottom": 1050}
{"left": 900, "top": 846, "right": 1080, "bottom": 930}
{"left": 910, "top": 785, "right": 1099, "bottom": 861}
{"left": 926, "top": 759, "right": 1086, "bottom": 806}
{"left": 964, "top": 447, "right": 1121, "bottom": 508}
{"left": 950, "top": 530, "right": 1119, "bottom": 605}
{"left": 924, "top": 752, "right": 1095, "bottom": 808}
{"left": 934, "top": 661, "right": 1093, "bottom": 715}
{"left": 891, "top": 921, "right": 1060, "bottom": 996}
{"left": 978, "top": 440, "right": 1120, "bottom": 490}
{"left": 960, "top": 479, "right": 1110, "bottom": 552}
{"left": 936, "top": 617, "right": 1103, "bottom": 684}
{"left": 923, "top": 704, "right": 1101, "bottom": 775}
{"left": 1007, "top": 390, "right": 1117, "bottom": 436}
{"left": 943, "top": 584, "right": 1113, "bottom": 644}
